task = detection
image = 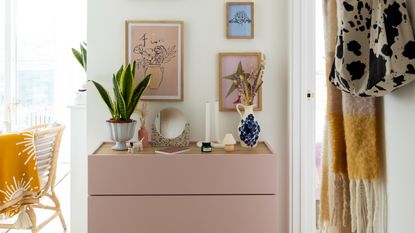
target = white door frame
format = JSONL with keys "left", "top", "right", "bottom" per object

{"left": 289, "top": 0, "right": 316, "bottom": 232}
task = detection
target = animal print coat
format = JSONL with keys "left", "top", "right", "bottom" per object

{"left": 330, "top": 0, "right": 415, "bottom": 97}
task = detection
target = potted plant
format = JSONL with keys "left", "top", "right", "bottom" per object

{"left": 90, "top": 62, "right": 151, "bottom": 150}
{"left": 72, "top": 42, "right": 87, "bottom": 105}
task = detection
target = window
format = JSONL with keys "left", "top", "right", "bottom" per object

{"left": 1, "top": 0, "right": 86, "bottom": 163}
{"left": 1, "top": 0, "right": 86, "bottom": 132}
{"left": 13, "top": 0, "right": 56, "bottom": 129}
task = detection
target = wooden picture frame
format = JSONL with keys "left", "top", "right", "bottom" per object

{"left": 226, "top": 2, "right": 254, "bottom": 39}
{"left": 125, "top": 20, "right": 184, "bottom": 101}
{"left": 219, "top": 52, "right": 262, "bottom": 112}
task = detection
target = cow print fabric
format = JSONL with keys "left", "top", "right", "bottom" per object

{"left": 330, "top": 0, "right": 415, "bottom": 97}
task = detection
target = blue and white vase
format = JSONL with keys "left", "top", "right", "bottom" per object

{"left": 236, "top": 104, "right": 261, "bottom": 148}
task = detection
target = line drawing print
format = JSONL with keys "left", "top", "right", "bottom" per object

{"left": 133, "top": 33, "right": 177, "bottom": 89}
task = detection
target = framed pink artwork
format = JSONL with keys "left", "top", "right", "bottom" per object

{"left": 125, "top": 20, "right": 184, "bottom": 101}
{"left": 219, "top": 52, "right": 262, "bottom": 112}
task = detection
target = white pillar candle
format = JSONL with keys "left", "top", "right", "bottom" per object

{"left": 205, "top": 102, "right": 211, "bottom": 142}
{"left": 214, "top": 101, "right": 220, "bottom": 142}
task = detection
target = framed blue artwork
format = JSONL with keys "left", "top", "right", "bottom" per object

{"left": 226, "top": 2, "right": 254, "bottom": 39}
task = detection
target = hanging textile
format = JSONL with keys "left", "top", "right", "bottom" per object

{"left": 320, "top": 1, "right": 352, "bottom": 232}
{"left": 320, "top": 0, "right": 387, "bottom": 233}
{"left": 0, "top": 132, "right": 41, "bottom": 219}
{"left": 330, "top": 0, "right": 415, "bottom": 97}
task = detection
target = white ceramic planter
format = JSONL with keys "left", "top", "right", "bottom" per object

{"left": 107, "top": 120, "right": 137, "bottom": 151}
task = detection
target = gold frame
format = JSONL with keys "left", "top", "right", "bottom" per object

{"left": 125, "top": 20, "right": 184, "bottom": 101}
{"left": 218, "top": 52, "right": 263, "bottom": 112}
{"left": 226, "top": 2, "right": 254, "bottom": 39}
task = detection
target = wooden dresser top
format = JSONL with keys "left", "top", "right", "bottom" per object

{"left": 91, "top": 141, "right": 274, "bottom": 156}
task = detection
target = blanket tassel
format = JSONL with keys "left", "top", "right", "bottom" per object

{"left": 12, "top": 207, "right": 32, "bottom": 229}
{"left": 350, "top": 180, "right": 387, "bottom": 233}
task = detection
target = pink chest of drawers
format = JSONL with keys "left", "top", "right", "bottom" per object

{"left": 88, "top": 142, "right": 277, "bottom": 233}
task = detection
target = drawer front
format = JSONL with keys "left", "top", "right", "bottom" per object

{"left": 89, "top": 195, "right": 277, "bottom": 233}
{"left": 89, "top": 155, "right": 276, "bottom": 195}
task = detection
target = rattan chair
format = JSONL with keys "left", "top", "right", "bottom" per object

{"left": 0, "top": 124, "right": 67, "bottom": 233}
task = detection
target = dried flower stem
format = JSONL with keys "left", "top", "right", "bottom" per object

{"left": 136, "top": 102, "right": 149, "bottom": 127}
{"left": 234, "top": 56, "right": 266, "bottom": 106}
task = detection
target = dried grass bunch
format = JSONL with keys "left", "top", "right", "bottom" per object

{"left": 136, "top": 102, "right": 149, "bottom": 127}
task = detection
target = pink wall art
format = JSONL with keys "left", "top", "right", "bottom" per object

{"left": 126, "top": 21, "right": 183, "bottom": 101}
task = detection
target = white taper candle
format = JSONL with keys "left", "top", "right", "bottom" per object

{"left": 205, "top": 102, "right": 211, "bottom": 142}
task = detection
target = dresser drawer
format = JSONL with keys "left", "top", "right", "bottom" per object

{"left": 89, "top": 195, "right": 276, "bottom": 233}
{"left": 89, "top": 154, "right": 276, "bottom": 195}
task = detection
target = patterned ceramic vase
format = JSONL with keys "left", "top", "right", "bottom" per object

{"left": 236, "top": 104, "right": 261, "bottom": 148}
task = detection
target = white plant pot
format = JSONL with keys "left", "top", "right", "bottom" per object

{"left": 107, "top": 120, "right": 137, "bottom": 151}
{"left": 74, "top": 91, "right": 87, "bottom": 105}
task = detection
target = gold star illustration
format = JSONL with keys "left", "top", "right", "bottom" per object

{"left": 224, "top": 61, "right": 249, "bottom": 97}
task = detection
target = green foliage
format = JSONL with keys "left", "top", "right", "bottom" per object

{"left": 72, "top": 42, "right": 87, "bottom": 72}
{"left": 90, "top": 61, "right": 151, "bottom": 121}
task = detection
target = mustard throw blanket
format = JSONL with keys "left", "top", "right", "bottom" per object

{"left": 0, "top": 132, "right": 40, "bottom": 218}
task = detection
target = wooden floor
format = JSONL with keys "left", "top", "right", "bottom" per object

{"left": 0, "top": 162, "right": 71, "bottom": 233}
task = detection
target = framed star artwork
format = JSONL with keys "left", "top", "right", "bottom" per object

{"left": 226, "top": 2, "right": 254, "bottom": 39}
{"left": 218, "top": 52, "right": 262, "bottom": 112}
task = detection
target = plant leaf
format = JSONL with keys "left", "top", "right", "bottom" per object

{"left": 120, "top": 64, "right": 134, "bottom": 107}
{"left": 126, "top": 74, "right": 151, "bottom": 118}
{"left": 115, "top": 65, "right": 123, "bottom": 84}
{"left": 80, "top": 43, "right": 87, "bottom": 71}
{"left": 90, "top": 80, "right": 114, "bottom": 117}
{"left": 119, "top": 63, "right": 130, "bottom": 89}
{"left": 112, "top": 99, "right": 119, "bottom": 120}
{"left": 72, "top": 48, "right": 84, "bottom": 67}
{"left": 113, "top": 74, "right": 127, "bottom": 120}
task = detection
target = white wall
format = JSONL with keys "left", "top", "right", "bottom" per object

{"left": 384, "top": 84, "right": 415, "bottom": 232}
{"left": 384, "top": 1, "right": 415, "bottom": 232}
{"left": 87, "top": 0, "right": 289, "bottom": 232}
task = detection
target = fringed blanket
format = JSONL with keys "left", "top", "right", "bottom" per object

{"left": 0, "top": 132, "right": 40, "bottom": 219}
{"left": 320, "top": 0, "right": 387, "bottom": 233}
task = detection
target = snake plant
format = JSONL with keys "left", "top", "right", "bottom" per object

{"left": 72, "top": 42, "right": 87, "bottom": 72}
{"left": 91, "top": 61, "right": 151, "bottom": 121}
